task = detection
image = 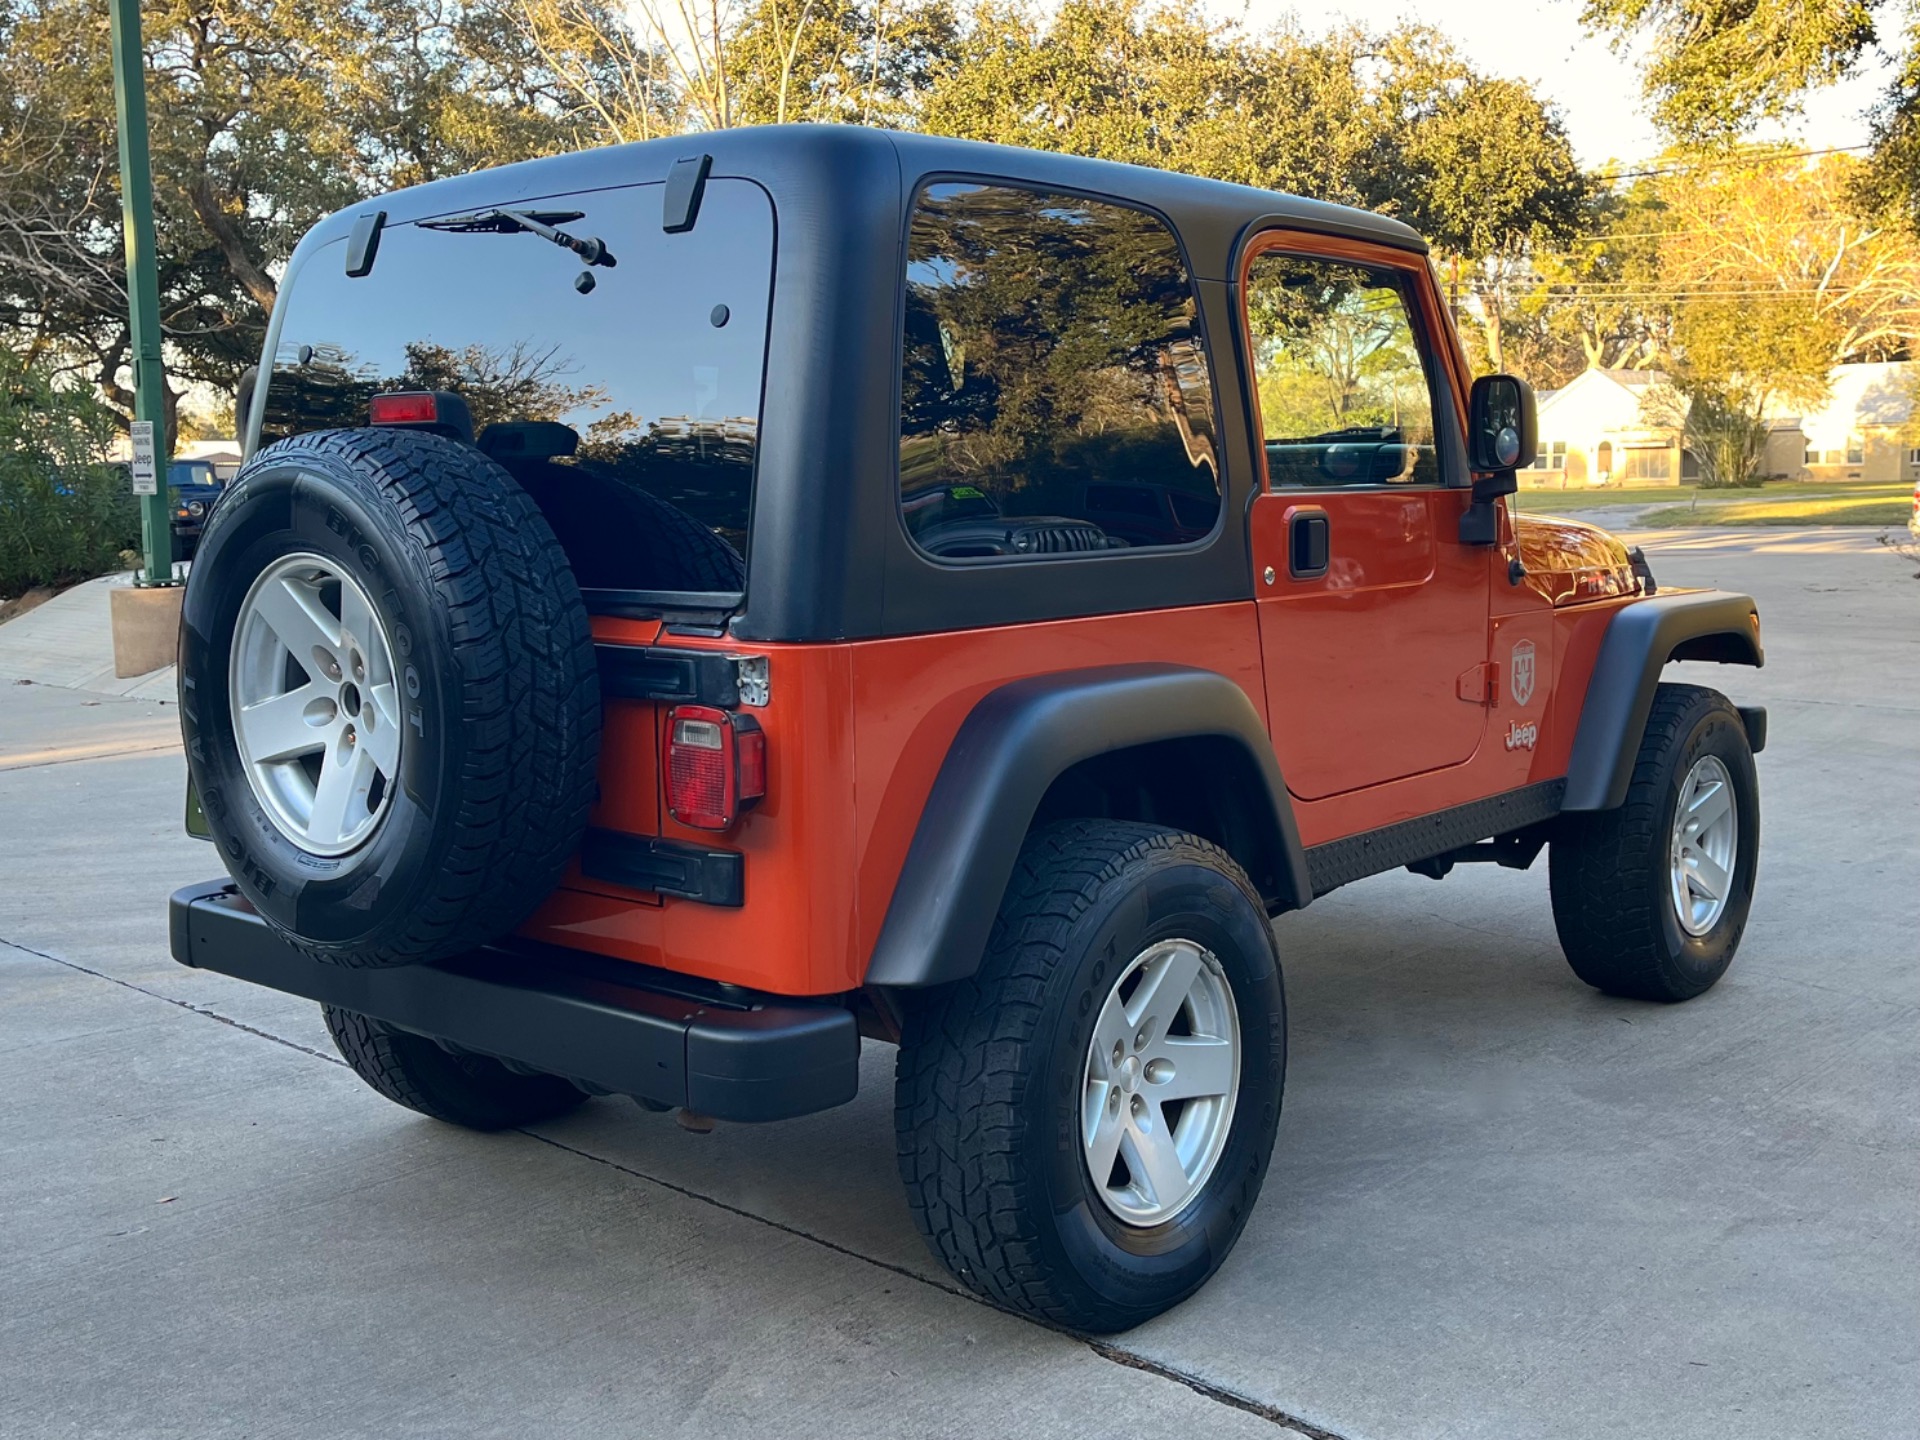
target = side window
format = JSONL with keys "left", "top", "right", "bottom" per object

{"left": 260, "top": 181, "right": 775, "bottom": 596}
{"left": 1244, "top": 251, "right": 1443, "bottom": 488}
{"left": 898, "top": 183, "right": 1219, "bottom": 560}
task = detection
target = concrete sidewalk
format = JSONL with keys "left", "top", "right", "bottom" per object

{"left": 0, "top": 571, "right": 178, "bottom": 700}
{"left": 2, "top": 532, "right": 1915, "bottom": 1440}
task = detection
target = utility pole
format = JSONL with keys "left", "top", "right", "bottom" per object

{"left": 108, "top": 0, "right": 175, "bottom": 587}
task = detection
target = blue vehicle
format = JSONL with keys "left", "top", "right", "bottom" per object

{"left": 169, "top": 459, "right": 225, "bottom": 558}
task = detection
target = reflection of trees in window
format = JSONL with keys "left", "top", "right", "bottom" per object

{"left": 262, "top": 335, "right": 754, "bottom": 571}
{"left": 899, "top": 184, "right": 1219, "bottom": 523}
{"left": 1247, "top": 256, "right": 1434, "bottom": 446}
{"left": 263, "top": 337, "right": 612, "bottom": 440}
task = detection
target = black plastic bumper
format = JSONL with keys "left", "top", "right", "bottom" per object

{"left": 169, "top": 882, "right": 860, "bottom": 1123}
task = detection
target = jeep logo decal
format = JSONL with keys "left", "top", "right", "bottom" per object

{"left": 1510, "top": 639, "right": 1537, "bottom": 707}
{"left": 1504, "top": 719, "right": 1538, "bottom": 751}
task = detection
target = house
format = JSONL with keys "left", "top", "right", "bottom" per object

{"left": 1771, "top": 362, "right": 1917, "bottom": 484}
{"left": 1523, "top": 362, "right": 1917, "bottom": 489}
{"left": 1526, "top": 369, "right": 1680, "bottom": 488}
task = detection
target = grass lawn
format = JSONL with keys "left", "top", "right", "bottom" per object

{"left": 1518, "top": 479, "right": 1911, "bottom": 524}
{"left": 1640, "top": 493, "right": 1912, "bottom": 527}
{"left": 1516, "top": 485, "right": 1699, "bottom": 510}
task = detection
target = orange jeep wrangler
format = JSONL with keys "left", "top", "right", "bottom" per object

{"left": 172, "top": 127, "right": 1766, "bottom": 1332}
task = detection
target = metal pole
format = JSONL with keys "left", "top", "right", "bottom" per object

{"left": 108, "top": 0, "right": 175, "bottom": 587}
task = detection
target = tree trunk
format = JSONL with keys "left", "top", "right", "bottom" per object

{"left": 186, "top": 175, "right": 278, "bottom": 314}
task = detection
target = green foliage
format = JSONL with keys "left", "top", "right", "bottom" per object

{"left": 724, "top": 0, "right": 960, "bottom": 126}
{"left": 1853, "top": 10, "right": 1920, "bottom": 230}
{"left": 1581, "top": 0, "right": 1880, "bottom": 140}
{"left": 1580, "top": 0, "right": 1914, "bottom": 227}
{"left": 0, "top": 0, "right": 604, "bottom": 427}
{"left": 0, "top": 348, "right": 137, "bottom": 596}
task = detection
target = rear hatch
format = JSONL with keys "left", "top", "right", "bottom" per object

{"left": 254, "top": 172, "right": 779, "bottom": 854}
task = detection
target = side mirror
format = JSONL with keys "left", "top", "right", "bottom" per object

{"left": 1461, "top": 374, "right": 1536, "bottom": 545}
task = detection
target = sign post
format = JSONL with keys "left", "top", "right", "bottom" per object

{"left": 108, "top": 0, "right": 175, "bottom": 586}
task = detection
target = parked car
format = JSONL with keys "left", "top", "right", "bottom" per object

{"left": 168, "top": 459, "right": 224, "bottom": 559}
{"left": 170, "top": 127, "right": 1767, "bottom": 1332}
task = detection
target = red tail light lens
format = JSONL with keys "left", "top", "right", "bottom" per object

{"left": 368, "top": 391, "right": 440, "bottom": 426}
{"left": 663, "top": 705, "right": 765, "bottom": 831}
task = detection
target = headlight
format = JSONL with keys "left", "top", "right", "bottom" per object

{"left": 187, "top": 500, "right": 206, "bottom": 517}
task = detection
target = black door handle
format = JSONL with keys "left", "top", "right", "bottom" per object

{"left": 1289, "top": 509, "right": 1330, "bottom": 579}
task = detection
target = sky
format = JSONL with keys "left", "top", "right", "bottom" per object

{"left": 1213, "top": 0, "right": 1893, "bottom": 170}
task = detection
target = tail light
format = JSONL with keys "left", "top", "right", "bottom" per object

{"left": 664, "top": 705, "right": 766, "bottom": 831}
{"left": 368, "top": 389, "right": 474, "bottom": 441}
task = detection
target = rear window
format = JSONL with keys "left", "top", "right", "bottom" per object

{"left": 261, "top": 180, "right": 774, "bottom": 596}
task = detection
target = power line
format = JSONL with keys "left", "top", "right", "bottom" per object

{"left": 1592, "top": 144, "right": 1872, "bottom": 180}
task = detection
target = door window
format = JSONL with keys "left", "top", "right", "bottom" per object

{"left": 898, "top": 182, "right": 1220, "bottom": 560}
{"left": 1244, "top": 252, "right": 1444, "bottom": 489}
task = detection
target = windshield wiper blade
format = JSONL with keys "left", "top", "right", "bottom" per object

{"left": 419, "top": 207, "right": 617, "bottom": 268}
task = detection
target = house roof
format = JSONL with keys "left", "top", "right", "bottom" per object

{"left": 1769, "top": 362, "right": 1914, "bottom": 441}
{"left": 1535, "top": 367, "right": 1674, "bottom": 432}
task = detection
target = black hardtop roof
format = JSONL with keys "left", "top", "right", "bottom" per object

{"left": 324, "top": 124, "right": 1427, "bottom": 264}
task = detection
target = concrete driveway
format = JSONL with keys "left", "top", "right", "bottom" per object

{"left": 3, "top": 529, "right": 1915, "bottom": 1440}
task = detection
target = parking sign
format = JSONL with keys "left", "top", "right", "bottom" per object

{"left": 129, "top": 421, "right": 158, "bottom": 496}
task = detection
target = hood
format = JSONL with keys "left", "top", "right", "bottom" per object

{"left": 1513, "top": 513, "right": 1641, "bottom": 607}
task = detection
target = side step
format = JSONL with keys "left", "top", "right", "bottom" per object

{"left": 168, "top": 882, "right": 859, "bottom": 1123}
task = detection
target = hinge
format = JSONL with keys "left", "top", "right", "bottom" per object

{"left": 1456, "top": 660, "right": 1499, "bottom": 706}
{"left": 733, "top": 655, "right": 769, "bottom": 708}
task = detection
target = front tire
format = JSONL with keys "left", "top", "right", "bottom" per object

{"left": 1549, "top": 683, "right": 1760, "bottom": 1001}
{"left": 894, "top": 821, "right": 1285, "bottom": 1332}
{"left": 324, "top": 1007, "right": 589, "bottom": 1130}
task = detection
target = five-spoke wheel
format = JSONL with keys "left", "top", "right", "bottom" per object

{"left": 1081, "top": 939, "right": 1240, "bottom": 1226}
{"left": 1668, "top": 754, "right": 1737, "bottom": 937}
{"left": 229, "top": 553, "right": 403, "bottom": 856}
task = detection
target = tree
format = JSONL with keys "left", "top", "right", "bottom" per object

{"left": 1654, "top": 151, "right": 1919, "bottom": 366}
{"left": 0, "top": 0, "right": 599, "bottom": 442}
{"left": 1526, "top": 184, "right": 1671, "bottom": 380}
{"left": 1385, "top": 48, "right": 1589, "bottom": 372}
{"left": 1581, "top": 0, "right": 1917, "bottom": 229}
{"left": 1623, "top": 148, "right": 1918, "bottom": 486}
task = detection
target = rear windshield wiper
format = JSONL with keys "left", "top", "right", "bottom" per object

{"left": 418, "top": 207, "right": 617, "bottom": 268}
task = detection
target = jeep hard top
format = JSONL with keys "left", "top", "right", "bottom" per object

{"left": 171, "top": 125, "right": 1766, "bottom": 1331}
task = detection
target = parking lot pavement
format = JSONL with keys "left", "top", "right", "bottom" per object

{"left": 2, "top": 532, "right": 1915, "bottom": 1440}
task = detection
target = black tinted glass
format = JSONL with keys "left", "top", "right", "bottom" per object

{"left": 1245, "top": 253, "right": 1442, "bottom": 488}
{"left": 262, "top": 180, "right": 773, "bottom": 593}
{"left": 899, "top": 183, "right": 1219, "bottom": 560}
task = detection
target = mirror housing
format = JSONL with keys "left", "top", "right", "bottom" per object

{"left": 234, "top": 364, "right": 259, "bottom": 450}
{"left": 1460, "top": 374, "right": 1535, "bottom": 545}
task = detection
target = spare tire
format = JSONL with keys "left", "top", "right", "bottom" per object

{"left": 179, "top": 428, "right": 600, "bottom": 968}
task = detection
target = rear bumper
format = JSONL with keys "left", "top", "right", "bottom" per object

{"left": 168, "top": 881, "right": 860, "bottom": 1123}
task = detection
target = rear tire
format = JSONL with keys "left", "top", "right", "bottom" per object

{"left": 1549, "top": 683, "right": 1759, "bottom": 1002}
{"left": 894, "top": 820, "right": 1285, "bottom": 1333}
{"left": 324, "top": 1007, "right": 589, "bottom": 1130}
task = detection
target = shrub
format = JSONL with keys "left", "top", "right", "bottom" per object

{"left": 0, "top": 351, "right": 140, "bottom": 597}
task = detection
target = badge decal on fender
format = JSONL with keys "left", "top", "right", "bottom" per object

{"left": 1504, "top": 720, "right": 1538, "bottom": 751}
{"left": 1509, "top": 638, "right": 1537, "bottom": 707}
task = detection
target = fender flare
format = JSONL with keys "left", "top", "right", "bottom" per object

{"left": 1562, "top": 590, "right": 1764, "bottom": 812}
{"left": 862, "top": 664, "right": 1310, "bottom": 988}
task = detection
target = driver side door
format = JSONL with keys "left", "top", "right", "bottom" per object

{"left": 1245, "top": 235, "right": 1492, "bottom": 802}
